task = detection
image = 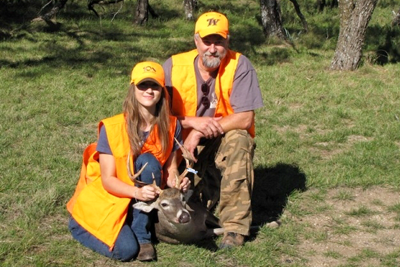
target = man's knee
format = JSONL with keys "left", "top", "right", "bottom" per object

{"left": 224, "top": 130, "right": 253, "bottom": 150}
{"left": 217, "top": 130, "right": 254, "bottom": 165}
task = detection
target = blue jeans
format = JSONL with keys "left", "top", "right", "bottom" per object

{"left": 69, "top": 153, "right": 161, "bottom": 261}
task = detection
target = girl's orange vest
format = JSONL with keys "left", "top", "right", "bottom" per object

{"left": 170, "top": 49, "right": 255, "bottom": 138}
{"left": 66, "top": 114, "right": 177, "bottom": 250}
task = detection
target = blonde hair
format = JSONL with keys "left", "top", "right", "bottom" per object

{"left": 123, "top": 84, "right": 171, "bottom": 158}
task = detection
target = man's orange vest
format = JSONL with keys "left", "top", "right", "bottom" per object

{"left": 66, "top": 114, "right": 177, "bottom": 250}
{"left": 170, "top": 49, "right": 255, "bottom": 138}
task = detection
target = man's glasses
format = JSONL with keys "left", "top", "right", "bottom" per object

{"left": 201, "top": 83, "right": 210, "bottom": 109}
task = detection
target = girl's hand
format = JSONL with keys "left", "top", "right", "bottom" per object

{"left": 136, "top": 185, "right": 160, "bottom": 201}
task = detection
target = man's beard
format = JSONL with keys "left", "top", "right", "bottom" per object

{"left": 202, "top": 50, "right": 227, "bottom": 69}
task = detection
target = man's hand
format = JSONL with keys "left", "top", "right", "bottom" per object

{"left": 190, "top": 116, "right": 224, "bottom": 139}
{"left": 165, "top": 172, "right": 191, "bottom": 193}
{"left": 179, "top": 177, "right": 191, "bottom": 193}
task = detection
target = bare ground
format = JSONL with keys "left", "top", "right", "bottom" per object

{"left": 284, "top": 187, "right": 400, "bottom": 266}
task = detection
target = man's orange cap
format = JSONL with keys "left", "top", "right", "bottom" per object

{"left": 195, "top": 11, "right": 229, "bottom": 39}
{"left": 130, "top": 61, "right": 165, "bottom": 87}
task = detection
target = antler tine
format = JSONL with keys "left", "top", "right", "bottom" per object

{"left": 127, "top": 152, "right": 149, "bottom": 186}
{"left": 152, "top": 173, "right": 163, "bottom": 195}
{"left": 127, "top": 152, "right": 163, "bottom": 194}
{"left": 174, "top": 138, "right": 195, "bottom": 188}
{"left": 174, "top": 137, "right": 195, "bottom": 167}
{"left": 174, "top": 138, "right": 194, "bottom": 169}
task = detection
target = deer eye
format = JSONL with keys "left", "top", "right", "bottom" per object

{"left": 161, "top": 202, "right": 169, "bottom": 208}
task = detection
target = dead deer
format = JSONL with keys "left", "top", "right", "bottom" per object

{"left": 127, "top": 139, "right": 224, "bottom": 244}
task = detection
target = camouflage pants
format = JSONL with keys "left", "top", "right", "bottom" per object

{"left": 190, "top": 129, "right": 255, "bottom": 236}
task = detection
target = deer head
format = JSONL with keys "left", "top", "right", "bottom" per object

{"left": 129, "top": 138, "right": 197, "bottom": 227}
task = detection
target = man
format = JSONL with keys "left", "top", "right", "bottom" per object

{"left": 163, "top": 11, "right": 264, "bottom": 249}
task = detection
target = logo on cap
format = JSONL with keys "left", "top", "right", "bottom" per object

{"left": 143, "top": 66, "right": 156, "bottom": 73}
{"left": 207, "top": 18, "right": 220, "bottom": 27}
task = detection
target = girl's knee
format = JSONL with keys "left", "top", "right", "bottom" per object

{"left": 115, "top": 247, "right": 137, "bottom": 262}
{"left": 135, "top": 153, "right": 162, "bottom": 184}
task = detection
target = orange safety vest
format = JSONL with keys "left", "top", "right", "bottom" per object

{"left": 170, "top": 49, "right": 255, "bottom": 138}
{"left": 66, "top": 113, "right": 177, "bottom": 250}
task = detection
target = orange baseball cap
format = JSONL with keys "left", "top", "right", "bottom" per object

{"left": 130, "top": 61, "right": 165, "bottom": 87}
{"left": 195, "top": 11, "right": 229, "bottom": 39}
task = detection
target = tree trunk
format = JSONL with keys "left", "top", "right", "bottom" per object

{"left": 289, "top": 0, "right": 308, "bottom": 32}
{"left": 393, "top": 7, "right": 400, "bottom": 26}
{"left": 183, "top": 0, "right": 197, "bottom": 20}
{"left": 330, "top": 0, "right": 378, "bottom": 71}
{"left": 135, "top": 0, "right": 148, "bottom": 25}
{"left": 260, "top": 0, "right": 286, "bottom": 39}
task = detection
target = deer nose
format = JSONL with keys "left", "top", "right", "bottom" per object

{"left": 178, "top": 211, "right": 191, "bottom": 224}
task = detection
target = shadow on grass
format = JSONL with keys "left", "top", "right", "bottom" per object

{"left": 193, "top": 163, "right": 307, "bottom": 251}
{"left": 166, "top": 162, "right": 307, "bottom": 251}
{"left": 251, "top": 163, "right": 307, "bottom": 228}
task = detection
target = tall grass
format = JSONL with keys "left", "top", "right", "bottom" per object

{"left": 1, "top": 0, "right": 399, "bottom": 266}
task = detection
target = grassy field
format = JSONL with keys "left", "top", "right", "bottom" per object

{"left": 1, "top": 0, "right": 400, "bottom": 266}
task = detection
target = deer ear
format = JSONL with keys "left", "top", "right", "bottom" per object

{"left": 133, "top": 202, "right": 156, "bottom": 213}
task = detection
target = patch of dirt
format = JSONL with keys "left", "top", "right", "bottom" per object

{"left": 288, "top": 187, "right": 400, "bottom": 266}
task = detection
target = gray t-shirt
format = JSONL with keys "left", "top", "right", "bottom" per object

{"left": 97, "top": 121, "right": 182, "bottom": 155}
{"left": 163, "top": 53, "right": 264, "bottom": 117}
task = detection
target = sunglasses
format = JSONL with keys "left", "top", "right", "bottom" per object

{"left": 201, "top": 83, "right": 210, "bottom": 109}
{"left": 136, "top": 82, "right": 161, "bottom": 91}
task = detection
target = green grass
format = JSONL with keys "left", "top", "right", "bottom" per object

{"left": 1, "top": 0, "right": 400, "bottom": 266}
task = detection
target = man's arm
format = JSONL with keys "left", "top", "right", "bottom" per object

{"left": 181, "top": 111, "right": 254, "bottom": 160}
{"left": 180, "top": 111, "right": 253, "bottom": 135}
{"left": 217, "top": 110, "right": 254, "bottom": 133}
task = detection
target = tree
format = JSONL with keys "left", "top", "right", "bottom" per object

{"left": 183, "top": 0, "right": 197, "bottom": 20}
{"left": 259, "top": 0, "right": 308, "bottom": 41}
{"left": 135, "top": 0, "right": 158, "bottom": 25}
{"left": 330, "top": 0, "right": 378, "bottom": 71}
{"left": 259, "top": 0, "right": 286, "bottom": 39}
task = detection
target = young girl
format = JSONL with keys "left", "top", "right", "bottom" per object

{"left": 67, "top": 61, "right": 190, "bottom": 262}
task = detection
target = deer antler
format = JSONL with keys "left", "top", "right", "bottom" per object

{"left": 127, "top": 151, "right": 163, "bottom": 194}
{"left": 174, "top": 138, "right": 196, "bottom": 189}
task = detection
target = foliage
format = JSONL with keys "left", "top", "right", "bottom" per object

{"left": 1, "top": 0, "right": 400, "bottom": 266}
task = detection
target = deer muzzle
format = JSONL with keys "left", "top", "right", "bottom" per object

{"left": 178, "top": 209, "right": 191, "bottom": 224}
